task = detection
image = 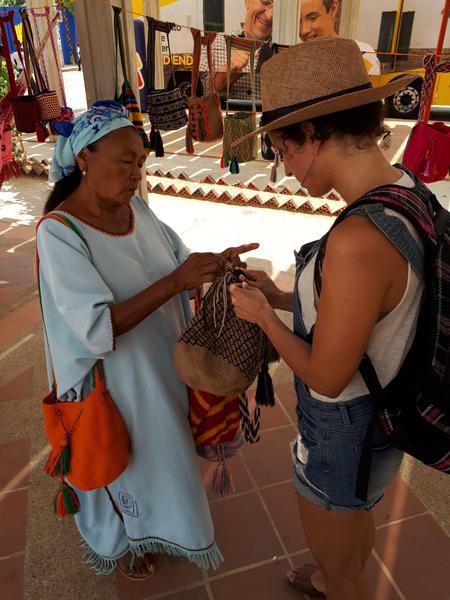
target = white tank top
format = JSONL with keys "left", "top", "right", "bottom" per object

{"left": 298, "top": 172, "right": 424, "bottom": 403}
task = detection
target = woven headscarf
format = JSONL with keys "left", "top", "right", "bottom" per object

{"left": 49, "top": 100, "right": 135, "bottom": 183}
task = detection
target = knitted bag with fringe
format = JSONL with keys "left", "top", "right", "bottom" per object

{"left": 175, "top": 268, "right": 278, "bottom": 404}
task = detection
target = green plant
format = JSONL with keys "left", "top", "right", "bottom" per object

{"left": 0, "top": 1, "right": 26, "bottom": 6}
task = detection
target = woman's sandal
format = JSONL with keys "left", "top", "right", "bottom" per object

{"left": 117, "top": 552, "right": 157, "bottom": 581}
{"left": 286, "top": 564, "right": 327, "bottom": 598}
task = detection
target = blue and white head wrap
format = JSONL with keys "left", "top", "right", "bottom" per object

{"left": 49, "top": 100, "right": 134, "bottom": 183}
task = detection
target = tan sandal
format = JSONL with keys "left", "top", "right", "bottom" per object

{"left": 286, "top": 564, "right": 326, "bottom": 598}
{"left": 117, "top": 553, "right": 156, "bottom": 581}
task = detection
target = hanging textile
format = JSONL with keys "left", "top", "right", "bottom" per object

{"left": 0, "top": 12, "right": 27, "bottom": 185}
{"left": 113, "top": 7, "right": 150, "bottom": 155}
{"left": 56, "top": 1, "right": 80, "bottom": 70}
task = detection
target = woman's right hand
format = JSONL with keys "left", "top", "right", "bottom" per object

{"left": 171, "top": 253, "right": 227, "bottom": 292}
{"left": 238, "top": 270, "right": 282, "bottom": 307}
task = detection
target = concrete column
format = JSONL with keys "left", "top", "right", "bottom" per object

{"left": 272, "top": 0, "right": 301, "bottom": 45}
{"left": 26, "top": 0, "right": 66, "bottom": 106}
{"left": 338, "top": 0, "right": 361, "bottom": 40}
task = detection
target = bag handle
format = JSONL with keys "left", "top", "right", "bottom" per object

{"left": 225, "top": 35, "right": 257, "bottom": 116}
{"left": 21, "top": 8, "right": 47, "bottom": 94}
{"left": 190, "top": 28, "right": 217, "bottom": 97}
{"left": 146, "top": 17, "right": 177, "bottom": 92}
{"left": 419, "top": 53, "right": 450, "bottom": 123}
{"left": 113, "top": 6, "right": 128, "bottom": 99}
{"left": 36, "top": 213, "right": 104, "bottom": 394}
{"left": 30, "top": 8, "right": 50, "bottom": 89}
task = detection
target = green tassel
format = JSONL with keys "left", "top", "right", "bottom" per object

{"left": 55, "top": 443, "right": 70, "bottom": 477}
{"left": 54, "top": 481, "right": 80, "bottom": 518}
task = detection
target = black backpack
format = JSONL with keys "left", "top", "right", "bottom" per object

{"left": 313, "top": 168, "right": 450, "bottom": 501}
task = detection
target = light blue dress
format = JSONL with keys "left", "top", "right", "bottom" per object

{"left": 37, "top": 196, "right": 222, "bottom": 573}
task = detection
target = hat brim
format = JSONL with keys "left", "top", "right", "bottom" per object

{"left": 231, "top": 74, "right": 419, "bottom": 148}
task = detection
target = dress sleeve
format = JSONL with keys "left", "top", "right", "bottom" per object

{"left": 37, "top": 218, "right": 116, "bottom": 358}
{"left": 159, "top": 221, "right": 191, "bottom": 265}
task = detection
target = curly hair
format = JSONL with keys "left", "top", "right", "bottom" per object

{"left": 274, "top": 101, "right": 388, "bottom": 151}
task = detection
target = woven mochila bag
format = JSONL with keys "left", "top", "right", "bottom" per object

{"left": 146, "top": 17, "right": 187, "bottom": 156}
{"left": 175, "top": 267, "right": 278, "bottom": 404}
{"left": 221, "top": 36, "right": 258, "bottom": 174}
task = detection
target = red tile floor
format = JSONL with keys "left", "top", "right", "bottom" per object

{"left": 1, "top": 217, "right": 449, "bottom": 600}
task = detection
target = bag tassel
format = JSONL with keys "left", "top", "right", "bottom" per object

{"left": 54, "top": 481, "right": 80, "bottom": 518}
{"left": 154, "top": 129, "right": 165, "bottom": 157}
{"left": 220, "top": 152, "right": 225, "bottom": 169}
{"left": 229, "top": 157, "right": 240, "bottom": 175}
{"left": 212, "top": 444, "right": 234, "bottom": 497}
{"left": 149, "top": 126, "right": 156, "bottom": 151}
{"left": 45, "top": 441, "right": 70, "bottom": 478}
{"left": 186, "top": 125, "right": 194, "bottom": 154}
{"left": 270, "top": 150, "right": 280, "bottom": 183}
{"left": 255, "top": 360, "right": 275, "bottom": 407}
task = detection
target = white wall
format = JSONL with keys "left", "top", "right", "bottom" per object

{"left": 159, "top": 0, "right": 247, "bottom": 53}
{"left": 356, "top": 0, "right": 450, "bottom": 49}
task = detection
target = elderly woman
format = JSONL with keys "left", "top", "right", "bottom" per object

{"left": 38, "top": 101, "right": 256, "bottom": 579}
{"left": 230, "top": 40, "right": 430, "bottom": 599}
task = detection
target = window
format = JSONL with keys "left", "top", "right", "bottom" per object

{"left": 203, "top": 0, "right": 225, "bottom": 32}
{"left": 377, "top": 11, "right": 415, "bottom": 65}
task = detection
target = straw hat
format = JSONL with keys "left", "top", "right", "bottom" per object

{"left": 232, "top": 38, "right": 418, "bottom": 146}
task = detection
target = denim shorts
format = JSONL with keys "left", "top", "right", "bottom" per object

{"left": 292, "top": 380, "right": 403, "bottom": 512}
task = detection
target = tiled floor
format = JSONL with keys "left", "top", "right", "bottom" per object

{"left": 1, "top": 210, "right": 450, "bottom": 600}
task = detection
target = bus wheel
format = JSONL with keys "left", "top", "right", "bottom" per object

{"left": 385, "top": 79, "right": 422, "bottom": 119}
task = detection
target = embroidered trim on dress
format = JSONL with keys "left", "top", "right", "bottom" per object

{"left": 55, "top": 204, "right": 135, "bottom": 238}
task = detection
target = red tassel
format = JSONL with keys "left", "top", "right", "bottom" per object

{"left": 45, "top": 443, "right": 70, "bottom": 478}
{"left": 186, "top": 125, "right": 194, "bottom": 154}
{"left": 54, "top": 481, "right": 80, "bottom": 518}
{"left": 220, "top": 153, "right": 225, "bottom": 169}
{"left": 36, "top": 121, "right": 49, "bottom": 143}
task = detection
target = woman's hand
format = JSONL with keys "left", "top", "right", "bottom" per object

{"left": 172, "top": 253, "right": 227, "bottom": 292}
{"left": 237, "top": 269, "right": 282, "bottom": 305}
{"left": 220, "top": 243, "right": 259, "bottom": 268}
{"left": 229, "top": 282, "right": 275, "bottom": 329}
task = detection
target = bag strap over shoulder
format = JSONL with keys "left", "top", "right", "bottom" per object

{"left": 146, "top": 16, "right": 177, "bottom": 92}
{"left": 36, "top": 213, "right": 104, "bottom": 393}
{"left": 190, "top": 28, "right": 217, "bottom": 98}
{"left": 313, "top": 182, "right": 436, "bottom": 296}
{"left": 225, "top": 36, "right": 257, "bottom": 116}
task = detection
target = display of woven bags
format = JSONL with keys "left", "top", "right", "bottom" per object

{"left": 21, "top": 9, "right": 61, "bottom": 123}
{"left": 185, "top": 29, "right": 223, "bottom": 154}
{"left": 174, "top": 266, "right": 278, "bottom": 403}
{"left": 221, "top": 36, "right": 258, "bottom": 174}
{"left": 146, "top": 16, "right": 187, "bottom": 156}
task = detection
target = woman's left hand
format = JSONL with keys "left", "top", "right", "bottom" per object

{"left": 229, "top": 282, "right": 274, "bottom": 328}
{"left": 220, "top": 243, "right": 259, "bottom": 268}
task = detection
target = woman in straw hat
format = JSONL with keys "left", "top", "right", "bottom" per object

{"left": 230, "top": 38, "right": 430, "bottom": 599}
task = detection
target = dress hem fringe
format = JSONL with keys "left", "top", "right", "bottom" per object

{"left": 80, "top": 538, "right": 223, "bottom": 574}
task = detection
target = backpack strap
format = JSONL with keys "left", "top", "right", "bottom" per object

{"left": 314, "top": 181, "right": 436, "bottom": 296}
